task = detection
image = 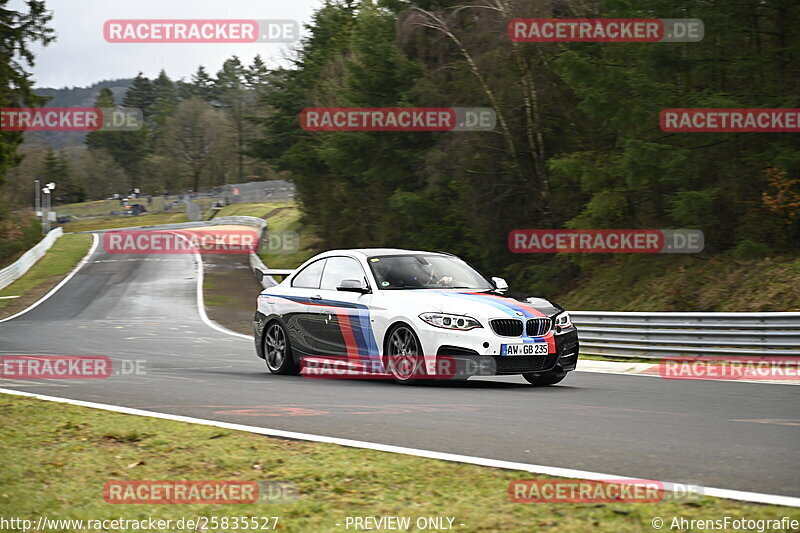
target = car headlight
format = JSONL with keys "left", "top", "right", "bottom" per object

{"left": 553, "top": 311, "right": 573, "bottom": 331}
{"left": 419, "top": 313, "right": 482, "bottom": 331}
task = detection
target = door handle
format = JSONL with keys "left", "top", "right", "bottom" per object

{"left": 310, "top": 294, "right": 322, "bottom": 301}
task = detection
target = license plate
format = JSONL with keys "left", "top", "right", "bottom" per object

{"left": 502, "top": 343, "right": 548, "bottom": 356}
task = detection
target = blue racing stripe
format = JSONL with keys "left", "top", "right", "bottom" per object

{"left": 262, "top": 294, "right": 380, "bottom": 357}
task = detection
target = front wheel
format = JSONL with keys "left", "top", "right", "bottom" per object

{"left": 522, "top": 370, "right": 566, "bottom": 386}
{"left": 385, "top": 324, "right": 425, "bottom": 385}
{"left": 263, "top": 321, "right": 297, "bottom": 375}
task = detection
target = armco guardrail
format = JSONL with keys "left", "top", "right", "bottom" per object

{"left": 0, "top": 228, "right": 64, "bottom": 291}
{"left": 571, "top": 311, "right": 800, "bottom": 359}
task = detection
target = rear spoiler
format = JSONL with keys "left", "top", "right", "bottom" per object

{"left": 254, "top": 268, "right": 295, "bottom": 282}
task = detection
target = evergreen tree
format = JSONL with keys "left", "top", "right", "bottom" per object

{"left": 123, "top": 73, "right": 155, "bottom": 119}
{"left": 150, "top": 69, "right": 178, "bottom": 143}
{"left": 0, "top": 0, "right": 54, "bottom": 193}
{"left": 42, "top": 149, "right": 84, "bottom": 204}
{"left": 189, "top": 65, "right": 215, "bottom": 101}
{"left": 215, "top": 57, "right": 249, "bottom": 181}
{"left": 246, "top": 55, "right": 270, "bottom": 93}
{"left": 89, "top": 84, "right": 148, "bottom": 188}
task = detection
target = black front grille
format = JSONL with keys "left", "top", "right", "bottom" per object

{"left": 490, "top": 319, "right": 523, "bottom": 337}
{"left": 526, "top": 318, "right": 552, "bottom": 337}
{"left": 495, "top": 354, "right": 558, "bottom": 374}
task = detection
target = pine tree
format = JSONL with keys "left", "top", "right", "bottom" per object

{"left": 0, "top": 0, "right": 54, "bottom": 193}
{"left": 88, "top": 84, "right": 148, "bottom": 189}
{"left": 123, "top": 73, "right": 155, "bottom": 119}
{"left": 150, "top": 70, "right": 178, "bottom": 143}
{"left": 215, "top": 57, "right": 249, "bottom": 181}
{"left": 246, "top": 55, "right": 270, "bottom": 93}
{"left": 189, "top": 65, "right": 215, "bottom": 102}
{"left": 42, "top": 149, "right": 84, "bottom": 204}
{"left": 94, "top": 86, "right": 115, "bottom": 107}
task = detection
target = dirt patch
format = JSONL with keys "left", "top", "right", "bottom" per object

{"left": 0, "top": 275, "right": 64, "bottom": 320}
{"left": 202, "top": 253, "right": 263, "bottom": 335}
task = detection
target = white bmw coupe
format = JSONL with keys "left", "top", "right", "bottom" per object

{"left": 253, "top": 249, "right": 578, "bottom": 385}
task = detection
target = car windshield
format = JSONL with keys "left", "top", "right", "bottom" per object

{"left": 367, "top": 254, "right": 493, "bottom": 290}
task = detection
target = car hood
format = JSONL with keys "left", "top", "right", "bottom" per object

{"left": 381, "top": 289, "right": 562, "bottom": 319}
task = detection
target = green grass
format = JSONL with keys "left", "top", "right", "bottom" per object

{"left": 578, "top": 355, "right": 659, "bottom": 364}
{"left": 0, "top": 233, "right": 92, "bottom": 312}
{"left": 555, "top": 254, "right": 800, "bottom": 312}
{"left": 61, "top": 213, "right": 190, "bottom": 234}
{"left": 1, "top": 394, "right": 797, "bottom": 532}
{"left": 255, "top": 205, "right": 320, "bottom": 270}
{"left": 214, "top": 201, "right": 293, "bottom": 219}
{"left": 55, "top": 199, "right": 121, "bottom": 217}
{"left": 211, "top": 200, "right": 319, "bottom": 268}
{"left": 58, "top": 199, "right": 294, "bottom": 233}
{"left": 203, "top": 277, "right": 235, "bottom": 308}
{"left": 56, "top": 197, "right": 189, "bottom": 218}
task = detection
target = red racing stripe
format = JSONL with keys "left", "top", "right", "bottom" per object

{"left": 461, "top": 292, "right": 547, "bottom": 318}
{"left": 336, "top": 311, "right": 360, "bottom": 360}
{"left": 545, "top": 334, "right": 556, "bottom": 353}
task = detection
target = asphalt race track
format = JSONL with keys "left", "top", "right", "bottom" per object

{"left": 1, "top": 230, "right": 798, "bottom": 500}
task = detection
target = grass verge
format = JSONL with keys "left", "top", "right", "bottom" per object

{"left": 254, "top": 206, "right": 320, "bottom": 270}
{"left": 61, "top": 213, "right": 189, "bottom": 234}
{"left": 214, "top": 201, "right": 293, "bottom": 219}
{"left": 1, "top": 394, "right": 797, "bottom": 532}
{"left": 556, "top": 255, "right": 800, "bottom": 312}
{"left": 0, "top": 233, "right": 93, "bottom": 319}
{"left": 212, "top": 200, "right": 319, "bottom": 269}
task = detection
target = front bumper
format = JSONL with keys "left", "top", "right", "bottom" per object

{"left": 418, "top": 324, "right": 578, "bottom": 376}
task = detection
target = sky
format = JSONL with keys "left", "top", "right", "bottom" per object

{"left": 12, "top": 0, "right": 327, "bottom": 88}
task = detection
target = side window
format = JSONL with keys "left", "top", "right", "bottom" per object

{"left": 291, "top": 259, "right": 326, "bottom": 289}
{"left": 320, "top": 257, "right": 365, "bottom": 291}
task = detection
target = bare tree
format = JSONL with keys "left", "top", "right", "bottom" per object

{"left": 165, "top": 98, "right": 231, "bottom": 192}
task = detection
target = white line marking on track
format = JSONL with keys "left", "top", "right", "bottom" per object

{"left": 0, "top": 233, "right": 99, "bottom": 323}
{"left": 3, "top": 226, "right": 796, "bottom": 506}
{"left": 173, "top": 231, "right": 253, "bottom": 341}
{"left": 0, "top": 387, "right": 797, "bottom": 508}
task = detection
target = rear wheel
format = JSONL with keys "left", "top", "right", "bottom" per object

{"left": 264, "top": 321, "right": 297, "bottom": 375}
{"left": 522, "top": 370, "right": 566, "bottom": 386}
{"left": 385, "top": 324, "right": 425, "bottom": 384}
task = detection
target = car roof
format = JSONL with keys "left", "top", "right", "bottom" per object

{"left": 320, "top": 248, "right": 451, "bottom": 258}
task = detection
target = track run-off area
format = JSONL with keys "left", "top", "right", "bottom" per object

{"left": 1, "top": 225, "right": 798, "bottom": 507}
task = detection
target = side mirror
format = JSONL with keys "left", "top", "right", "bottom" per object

{"left": 254, "top": 268, "right": 265, "bottom": 282}
{"left": 491, "top": 277, "right": 508, "bottom": 292}
{"left": 337, "top": 278, "right": 371, "bottom": 294}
